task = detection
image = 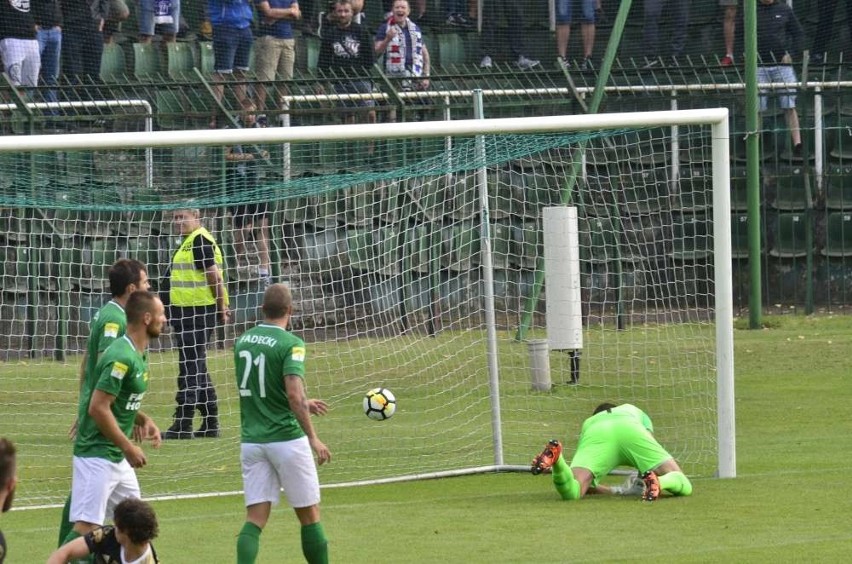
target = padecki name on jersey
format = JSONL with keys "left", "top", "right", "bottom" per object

{"left": 238, "top": 334, "right": 279, "bottom": 348}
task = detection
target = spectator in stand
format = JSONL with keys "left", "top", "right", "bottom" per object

{"left": 375, "top": 0, "right": 430, "bottom": 119}
{"left": 381, "top": 0, "right": 423, "bottom": 21}
{"left": 556, "top": 0, "right": 600, "bottom": 70}
{"left": 209, "top": 0, "right": 254, "bottom": 127}
{"left": 253, "top": 0, "right": 301, "bottom": 118}
{"left": 32, "top": 0, "right": 63, "bottom": 107}
{"left": 0, "top": 0, "right": 41, "bottom": 88}
{"left": 445, "top": 0, "right": 472, "bottom": 27}
{"left": 138, "top": 0, "right": 179, "bottom": 44}
{"left": 477, "top": 0, "right": 540, "bottom": 70}
{"left": 61, "top": 0, "right": 108, "bottom": 84}
{"left": 103, "top": 0, "right": 129, "bottom": 44}
{"left": 757, "top": 0, "right": 803, "bottom": 157}
{"left": 811, "top": 0, "right": 852, "bottom": 63}
{"left": 642, "top": 0, "right": 689, "bottom": 66}
{"left": 720, "top": 0, "right": 737, "bottom": 66}
{"left": 319, "top": 0, "right": 376, "bottom": 130}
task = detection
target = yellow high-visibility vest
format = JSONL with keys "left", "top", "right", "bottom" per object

{"left": 169, "top": 227, "right": 229, "bottom": 307}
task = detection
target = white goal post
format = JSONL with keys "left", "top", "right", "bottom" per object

{"left": 0, "top": 108, "right": 734, "bottom": 508}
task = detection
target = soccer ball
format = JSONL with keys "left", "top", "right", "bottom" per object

{"left": 363, "top": 388, "right": 396, "bottom": 421}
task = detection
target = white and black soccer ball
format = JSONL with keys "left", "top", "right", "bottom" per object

{"left": 363, "top": 388, "right": 396, "bottom": 421}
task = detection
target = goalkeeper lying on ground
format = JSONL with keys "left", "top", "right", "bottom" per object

{"left": 531, "top": 403, "right": 693, "bottom": 501}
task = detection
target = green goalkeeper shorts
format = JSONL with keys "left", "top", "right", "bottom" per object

{"left": 569, "top": 413, "right": 673, "bottom": 486}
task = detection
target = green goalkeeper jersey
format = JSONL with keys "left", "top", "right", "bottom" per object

{"left": 234, "top": 323, "right": 307, "bottom": 444}
{"left": 74, "top": 335, "right": 149, "bottom": 463}
{"left": 78, "top": 300, "right": 127, "bottom": 421}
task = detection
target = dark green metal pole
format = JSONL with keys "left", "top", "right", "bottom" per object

{"left": 744, "top": 0, "right": 763, "bottom": 328}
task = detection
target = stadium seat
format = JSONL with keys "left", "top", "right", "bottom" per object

{"left": 671, "top": 212, "right": 712, "bottom": 261}
{"left": 132, "top": 43, "right": 162, "bottom": 80}
{"left": 346, "top": 227, "right": 379, "bottom": 273}
{"left": 673, "top": 164, "right": 711, "bottom": 212}
{"left": 436, "top": 33, "right": 466, "bottom": 69}
{"left": 821, "top": 212, "right": 852, "bottom": 257}
{"left": 301, "top": 35, "right": 321, "bottom": 76}
{"left": 0, "top": 245, "right": 28, "bottom": 294}
{"left": 308, "top": 189, "right": 343, "bottom": 229}
{"left": 729, "top": 165, "right": 750, "bottom": 212}
{"left": 768, "top": 212, "right": 810, "bottom": 258}
{"left": 406, "top": 223, "right": 442, "bottom": 274}
{"left": 167, "top": 42, "right": 198, "bottom": 80}
{"left": 198, "top": 41, "right": 215, "bottom": 75}
{"left": 490, "top": 220, "right": 513, "bottom": 269}
{"left": 824, "top": 164, "right": 852, "bottom": 210}
{"left": 344, "top": 181, "right": 380, "bottom": 226}
{"left": 509, "top": 219, "right": 540, "bottom": 269}
{"left": 100, "top": 43, "right": 127, "bottom": 83}
{"left": 443, "top": 221, "right": 481, "bottom": 271}
{"left": 579, "top": 216, "right": 619, "bottom": 264}
{"left": 730, "top": 212, "right": 756, "bottom": 260}
{"left": 412, "top": 175, "right": 450, "bottom": 221}
{"left": 77, "top": 237, "right": 118, "bottom": 291}
{"left": 619, "top": 167, "right": 670, "bottom": 214}
{"left": 767, "top": 165, "right": 814, "bottom": 210}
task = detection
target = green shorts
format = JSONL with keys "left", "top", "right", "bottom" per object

{"left": 569, "top": 412, "right": 672, "bottom": 486}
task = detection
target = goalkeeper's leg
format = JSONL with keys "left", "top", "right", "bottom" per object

{"left": 655, "top": 459, "right": 693, "bottom": 497}
{"left": 552, "top": 456, "right": 594, "bottom": 501}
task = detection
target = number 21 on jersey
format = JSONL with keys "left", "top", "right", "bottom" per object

{"left": 238, "top": 350, "right": 267, "bottom": 397}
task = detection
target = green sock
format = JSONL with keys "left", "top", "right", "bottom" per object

{"left": 659, "top": 471, "right": 693, "bottom": 497}
{"left": 236, "top": 522, "right": 262, "bottom": 564}
{"left": 301, "top": 522, "right": 329, "bottom": 564}
{"left": 57, "top": 494, "right": 73, "bottom": 548}
{"left": 551, "top": 455, "right": 581, "bottom": 501}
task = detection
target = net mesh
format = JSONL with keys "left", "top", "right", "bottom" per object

{"left": 0, "top": 121, "right": 720, "bottom": 507}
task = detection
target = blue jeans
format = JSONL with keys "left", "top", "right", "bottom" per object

{"left": 37, "top": 27, "right": 62, "bottom": 104}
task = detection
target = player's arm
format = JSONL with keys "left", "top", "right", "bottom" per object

{"left": 46, "top": 535, "right": 91, "bottom": 563}
{"left": 88, "top": 390, "right": 147, "bottom": 468}
{"left": 285, "top": 375, "right": 331, "bottom": 464}
{"left": 257, "top": 0, "right": 300, "bottom": 21}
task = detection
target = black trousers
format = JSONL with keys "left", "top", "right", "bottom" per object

{"left": 170, "top": 306, "right": 218, "bottom": 422}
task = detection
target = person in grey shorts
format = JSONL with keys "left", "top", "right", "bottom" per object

{"left": 138, "top": 0, "right": 181, "bottom": 43}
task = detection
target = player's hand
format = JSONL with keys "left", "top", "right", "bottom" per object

{"left": 220, "top": 307, "right": 231, "bottom": 325}
{"left": 68, "top": 418, "right": 79, "bottom": 441}
{"left": 140, "top": 419, "right": 162, "bottom": 449}
{"left": 310, "top": 437, "right": 331, "bottom": 465}
{"left": 123, "top": 444, "right": 147, "bottom": 468}
{"left": 132, "top": 424, "right": 144, "bottom": 443}
{"left": 290, "top": 5, "right": 301, "bottom": 19}
{"left": 308, "top": 399, "right": 328, "bottom": 416}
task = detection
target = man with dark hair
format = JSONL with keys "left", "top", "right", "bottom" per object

{"left": 318, "top": 0, "right": 376, "bottom": 126}
{"left": 60, "top": 291, "right": 165, "bottom": 549}
{"left": 162, "top": 207, "right": 230, "bottom": 439}
{"left": 59, "top": 258, "right": 150, "bottom": 545}
{"left": 531, "top": 402, "right": 693, "bottom": 502}
{"left": 48, "top": 497, "right": 159, "bottom": 563}
{"left": 0, "top": 437, "right": 18, "bottom": 564}
{"left": 234, "top": 283, "right": 330, "bottom": 564}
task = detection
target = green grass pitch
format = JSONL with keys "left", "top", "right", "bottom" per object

{"left": 3, "top": 315, "right": 852, "bottom": 561}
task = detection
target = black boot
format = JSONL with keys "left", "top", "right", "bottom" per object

{"left": 194, "top": 391, "right": 220, "bottom": 438}
{"left": 162, "top": 405, "right": 194, "bottom": 440}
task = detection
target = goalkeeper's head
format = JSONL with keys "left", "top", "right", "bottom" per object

{"left": 593, "top": 402, "right": 617, "bottom": 415}
{"left": 113, "top": 498, "right": 159, "bottom": 545}
{"left": 0, "top": 437, "right": 17, "bottom": 513}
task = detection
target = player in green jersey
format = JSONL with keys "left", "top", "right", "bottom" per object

{"left": 61, "top": 291, "right": 166, "bottom": 550}
{"left": 1, "top": 437, "right": 18, "bottom": 564}
{"left": 234, "top": 283, "right": 331, "bottom": 564}
{"left": 531, "top": 403, "right": 693, "bottom": 501}
{"left": 60, "top": 259, "right": 151, "bottom": 546}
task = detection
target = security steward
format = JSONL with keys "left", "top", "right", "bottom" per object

{"left": 161, "top": 207, "right": 230, "bottom": 439}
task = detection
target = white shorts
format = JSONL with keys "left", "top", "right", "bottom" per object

{"left": 0, "top": 38, "right": 41, "bottom": 87}
{"left": 241, "top": 437, "right": 320, "bottom": 509}
{"left": 70, "top": 456, "right": 141, "bottom": 525}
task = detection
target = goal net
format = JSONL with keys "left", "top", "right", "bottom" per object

{"left": 0, "top": 110, "right": 733, "bottom": 507}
